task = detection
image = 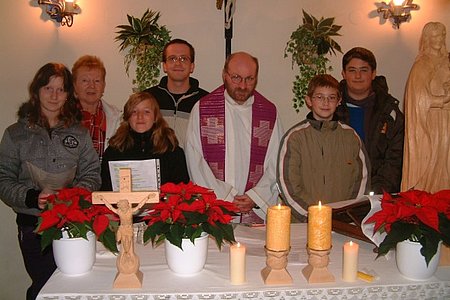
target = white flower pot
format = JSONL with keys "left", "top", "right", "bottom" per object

{"left": 164, "top": 233, "right": 209, "bottom": 276}
{"left": 52, "top": 231, "right": 96, "bottom": 276}
{"left": 396, "top": 240, "right": 441, "bottom": 280}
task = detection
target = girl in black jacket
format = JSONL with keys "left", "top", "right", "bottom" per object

{"left": 101, "top": 92, "right": 189, "bottom": 191}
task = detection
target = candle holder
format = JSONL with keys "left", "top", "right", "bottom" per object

{"left": 261, "top": 246, "right": 293, "bottom": 285}
{"left": 302, "top": 246, "right": 335, "bottom": 283}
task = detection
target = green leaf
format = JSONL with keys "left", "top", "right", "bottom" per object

{"left": 69, "top": 222, "right": 89, "bottom": 238}
{"left": 284, "top": 10, "right": 342, "bottom": 111}
{"left": 126, "top": 14, "right": 133, "bottom": 26}
{"left": 171, "top": 223, "right": 184, "bottom": 238}
{"left": 40, "top": 226, "right": 59, "bottom": 251}
{"left": 419, "top": 226, "right": 442, "bottom": 266}
{"left": 317, "top": 40, "right": 330, "bottom": 56}
{"left": 377, "top": 222, "right": 416, "bottom": 258}
{"left": 189, "top": 227, "right": 203, "bottom": 243}
{"left": 205, "top": 224, "right": 224, "bottom": 249}
{"left": 166, "top": 229, "right": 182, "bottom": 249}
{"left": 328, "top": 39, "right": 342, "bottom": 55}
{"left": 310, "top": 14, "right": 320, "bottom": 28}
{"left": 98, "top": 229, "right": 118, "bottom": 254}
{"left": 331, "top": 25, "right": 343, "bottom": 33}
{"left": 318, "top": 17, "right": 335, "bottom": 30}
{"left": 302, "top": 10, "right": 313, "bottom": 26}
{"left": 184, "top": 225, "right": 197, "bottom": 240}
{"left": 184, "top": 211, "right": 208, "bottom": 226}
{"left": 221, "top": 224, "right": 236, "bottom": 244}
{"left": 79, "top": 197, "right": 92, "bottom": 209}
{"left": 131, "top": 17, "right": 141, "bottom": 32}
{"left": 438, "top": 213, "right": 450, "bottom": 246}
{"left": 143, "top": 221, "right": 168, "bottom": 243}
{"left": 154, "top": 235, "right": 166, "bottom": 247}
{"left": 114, "top": 9, "right": 171, "bottom": 89}
{"left": 143, "top": 226, "right": 152, "bottom": 243}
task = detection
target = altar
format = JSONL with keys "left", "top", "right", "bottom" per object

{"left": 37, "top": 224, "right": 450, "bottom": 300}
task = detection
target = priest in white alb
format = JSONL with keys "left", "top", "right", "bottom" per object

{"left": 185, "top": 52, "right": 284, "bottom": 223}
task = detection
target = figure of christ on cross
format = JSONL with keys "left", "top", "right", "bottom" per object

{"left": 92, "top": 169, "right": 159, "bottom": 288}
{"left": 100, "top": 197, "right": 147, "bottom": 274}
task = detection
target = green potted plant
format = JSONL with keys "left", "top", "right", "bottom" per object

{"left": 143, "top": 181, "right": 238, "bottom": 250}
{"left": 365, "top": 189, "right": 450, "bottom": 278}
{"left": 143, "top": 181, "right": 239, "bottom": 275}
{"left": 35, "top": 187, "right": 119, "bottom": 275}
{"left": 115, "top": 9, "right": 171, "bottom": 91}
{"left": 36, "top": 187, "right": 119, "bottom": 253}
{"left": 284, "top": 10, "right": 342, "bottom": 112}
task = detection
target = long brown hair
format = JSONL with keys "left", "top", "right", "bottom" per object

{"left": 109, "top": 92, "right": 178, "bottom": 153}
{"left": 18, "top": 63, "right": 79, "bottom": 128}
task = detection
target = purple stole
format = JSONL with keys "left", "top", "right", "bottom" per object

{"left": 199, "top": 85, "right": 276, "bottom": 192}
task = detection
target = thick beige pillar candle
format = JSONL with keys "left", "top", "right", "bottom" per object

{"left": 307, "top": 201, "right": 332, "bottom": 250}
{"left": 266, "top": 204, "right": 291, "bottom": 251}
{"left": 230, "top": 242, "right": 246, "bottom": 284}
{"left": 342, "top": 241, "right": 359, "bottom": 282}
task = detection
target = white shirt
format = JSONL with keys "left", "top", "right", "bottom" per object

{"left": 185, "top": 90, "right": 284, "bottom": 220}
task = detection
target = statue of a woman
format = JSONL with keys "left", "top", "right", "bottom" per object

{"left": 401, "top": 22, "right": 450, "bottom": 193}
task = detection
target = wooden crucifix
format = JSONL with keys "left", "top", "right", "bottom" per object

{"left": 92, "top": 169, "right": 159, "bottom": 289}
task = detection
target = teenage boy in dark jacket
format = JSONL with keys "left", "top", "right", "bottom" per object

{"left": 336, "top": 47, "right": 404, "bottom": 194}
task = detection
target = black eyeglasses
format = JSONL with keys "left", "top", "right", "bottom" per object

{"left": 226, "top": 72, "right": 256, "bottom": 85}
{"left": 166, "top": 55, "right": 191, "bottom": 64}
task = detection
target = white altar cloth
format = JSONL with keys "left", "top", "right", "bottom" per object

{"left": 37, "top": 224, "right": 450, "bottom": 300}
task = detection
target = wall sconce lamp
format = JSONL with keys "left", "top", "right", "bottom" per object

{"left": 38, "top": 0, "right": 80, "bottom": 27}
{"left": 377, "top": 0, "right": 419, "bottom": 29}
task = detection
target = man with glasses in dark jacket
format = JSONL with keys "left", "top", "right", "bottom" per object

{"left": 145, "top": 39, "right": 208, "bottom": 147}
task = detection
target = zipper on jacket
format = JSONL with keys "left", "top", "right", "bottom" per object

{"left": 322, "top": 146, "right": 326, "bottom": 185}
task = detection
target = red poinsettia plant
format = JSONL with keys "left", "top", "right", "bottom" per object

{"left": 35, "top": 187, "right": 119, "bottom": 253}
{"left": 365, "top": 189, "right": 450, "bottom": 265}
{"left": 143, "top": 181, "right": 239, "bottom": 250}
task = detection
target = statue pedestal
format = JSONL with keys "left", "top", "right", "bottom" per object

{"left": 440, "top": 244, "right": 450, "bottom": 266}
{"left": 112, "top": 247, "right": 144, "bottom": 289}
{"left": 113, "top": 270, "right": 143, "bottom": 288}
{"left": 302, "top": 247, "right": 335, "bottom": 283}
{"left": 261, "top": 247, "right": 292, "bottom": 285}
